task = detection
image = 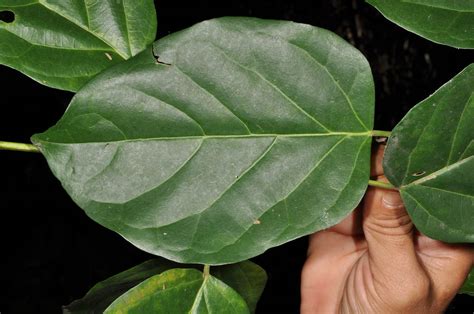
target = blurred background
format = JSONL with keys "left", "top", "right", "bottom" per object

{"left": 1, "top": 0, "right": 473, "bottom": 312}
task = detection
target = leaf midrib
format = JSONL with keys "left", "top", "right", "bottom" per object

{"left": 37, "top": 132, "right": 372, "bottom": 146}
{"left": 188, "top": 276, "right": 207, "bottom": 313}
{"left": 402, "top": 155, "right": 474, "bottom": 188}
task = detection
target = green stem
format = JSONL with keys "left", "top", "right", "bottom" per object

{"left": 0, "top": 141, "right": 40, "bottom": 153}
{"left": 371, "top": 130, "right": 392, "bottom": 137}
{"left": 203, "top": 265, "right": 211, "bottom": 278}
{"left": 368, "top": 179, "right": 397, "bottom": 190}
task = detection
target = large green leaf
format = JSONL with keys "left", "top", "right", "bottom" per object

{"left": 366, "top": 0, "right": 474, "bottom": 49}
{"left": 64, "top": 259, "right": 266, "bottom": 314}
{"left": 32, "top": 17, "right": 374, "bottom": 264}
{"left": 104, "top": 268, "right": 250, "bottom": 314}
{"left": 384, "top": 64, "right": 474, "bottom": 242}
{"left": 460, "top": 269, "right": 474, "bottom": 296}
{"left": 0, "top": 0, "right": 156, "bottom": 91}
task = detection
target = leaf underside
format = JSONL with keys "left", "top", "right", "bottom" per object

{"left": 367, "top": 0, "right": 474, "bottom": 49}
{"left": 104, "top": 268, "right": 250, "bottom": 314}
{"left": 63, "top": 259, "right": 266, "bottom": 314}
{"left": 384, "top": 64, "right": 474, "bottom": 243}
{"left": 0, "top": 0, "right": 156, "bottom": 91}
{"left": 33, "top": 17, "right": 374, "bottom": 264}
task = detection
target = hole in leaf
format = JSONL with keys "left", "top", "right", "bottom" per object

{"left": 0, "top": 11, "right": 15, "bottom": 23}
{"left": 412, "top": 171, "right": 426, "bottom": 177}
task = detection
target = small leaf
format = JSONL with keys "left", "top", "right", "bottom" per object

{"left": 460, "top": 268, "right": 474, "bottom": 296}
{"left": 33, "top": 17, "right": 374, "bottom": 264}
{"left": 384, "top": 64, "right": 474, "bottom": 242}
{"left": 366, "top": 0, "right": 474, "bottom": 49}
{"left": 0, "top": 0, "right": 157, "bottom": 91}
{"left": 212, "top": 261, "right": 267, "bottom": 313}
{"left": 62, "top": 259, "right": 181, "bottom": 314}
{"left": 104, "top": 268, "right": 250, "bottom": 314}
{"left": 63, "top": 259, "right": 266, "bottom": 313}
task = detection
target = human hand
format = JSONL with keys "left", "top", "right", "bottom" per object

{"left": 301, "top": 145, "right": 474, "bottom": 313}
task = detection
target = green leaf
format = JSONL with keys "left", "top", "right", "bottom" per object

{"left": 460, "top": 268, "right": 474, "bottom": 296}
{"left": 32, "top": 17, "right": 374, "bottom": 264}
{"left": 104, "top": 268, "right": 250, "bottom": 314}
{"left": 384, "top": 64, "right": 474, "bottom": 243}
{"left": 212, "top": 261, "right": 267, "bottom": 313}
{"left": 0, "top": 0, "right": 157, "bottom": 91}
{"left": 63, "top": 259, "right": 181, "bottom": 314}
{"left": 63, "top": 259, "right": 266, "bottom": 314}
{"left": 366, "top": 0, "right": 474, "bottom": 49}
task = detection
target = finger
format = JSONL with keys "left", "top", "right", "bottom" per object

{"left": 370, "top": 144, "right": 385, "bottom": 177}
{"left": 362, "top": 180, "right": 430, "bottom": 291}
{"left": 303, "top": 231, "right": 366, "bottom": 313}
{"left": 415, "top": 235, "right": 474, "bottom": 307}
{"left": 307, "top": 227, "right": 366, "bottom": 257}
{"left": 301, "top": 245, "right": 356, "bottom": 314}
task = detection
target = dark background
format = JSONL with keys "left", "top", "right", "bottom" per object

{"left": 1, "top": 0, "right": 473, "bottom": 313}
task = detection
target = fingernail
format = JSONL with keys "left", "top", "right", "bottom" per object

{"left": 382, "top": 191, "right": 403, "bottom": 208}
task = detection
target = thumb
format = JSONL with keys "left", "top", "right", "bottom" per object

{"left": 362, "top": 180, "right": 429, "bottom": 292}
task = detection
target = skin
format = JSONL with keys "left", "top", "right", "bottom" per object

{"left": 301, "top": 145, "right": 474, "bottom": 314}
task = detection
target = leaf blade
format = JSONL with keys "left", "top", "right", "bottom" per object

{"left": 63, "top": 259, "right": 181, "bottom": 314}
{"left": 0, "top": 0, "right": 157, "bottom": 91}
{"left": 64, "top": 259, "right": 267, "bottom": 314}
{"left": 33, "top": 17, "right": 374, "bottom": 264}
{"left": 367, "top": 0, "right": 474, "bottom": 49}
{"left": 384, "top": 64, "right": 474, "bottom": 242}
{"left": 212, "top": 261, "right": 267, "bottom": 313}
{"left": 103, "top": 268, "right": 250, "bottom": 314}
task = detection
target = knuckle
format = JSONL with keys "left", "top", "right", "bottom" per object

{"left": 364, "top": 213, "right": 414, "bottom": 237}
